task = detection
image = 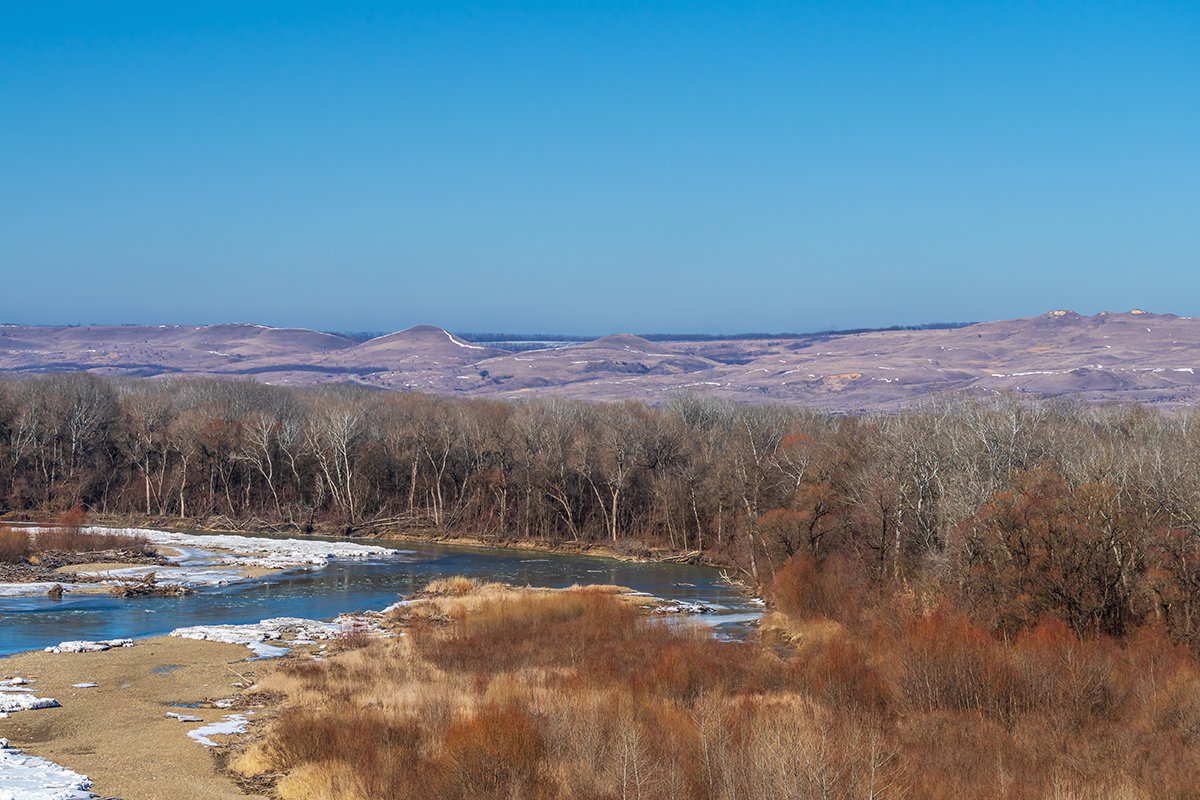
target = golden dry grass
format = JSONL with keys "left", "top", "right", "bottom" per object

{"left": 232, "top": 576, "right": 1200, "bottom": 800}
{"left": 236, "top": 581, "right": 832, "bottom": 800}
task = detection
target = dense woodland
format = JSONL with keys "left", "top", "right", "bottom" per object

{"left": 5, "top": 373, "right": 1200, "bottom": 647}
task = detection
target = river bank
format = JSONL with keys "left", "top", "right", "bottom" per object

{"left": 0, "top": 525, "right": 408, "bottom": 600}
{"left": 0, "top": 636, "right": 273, "bottom": 800}
{"left": 1, "top": 575, "right": 761, "bottom": 800}
{"left": 1, "top": 526, "right": 764, "bottom": 798}
{"left": 1, "top": 511, "right": 724, "bottom": 568}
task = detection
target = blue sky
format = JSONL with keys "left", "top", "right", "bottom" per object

{"left": 2, "top": 1, "right": 1197, "bottom": 334}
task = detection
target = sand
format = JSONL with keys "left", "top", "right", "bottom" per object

{"left": 55, "top": 561, "right": 153, "bottom": 575}
{"left": 0, "top": 637, "right": 269, "bottom": 800}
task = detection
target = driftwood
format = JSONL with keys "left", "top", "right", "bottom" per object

{"left": 658, "top": 550, "right": 704, "bottom": 564}
{"left": 108, "top": 573, "right": 193, "bottom": 597}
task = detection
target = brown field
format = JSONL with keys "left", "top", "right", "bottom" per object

{"left": 228, "top": 578, "right": 1200, "bottom": 800}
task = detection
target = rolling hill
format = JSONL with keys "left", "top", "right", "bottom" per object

{"left": 2, "top": 310, "right": 1198, "bottom": 411}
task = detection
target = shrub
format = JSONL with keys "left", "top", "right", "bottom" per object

{"left": 0, "top": 527, "right": 32, "bottom": 563}
{"left": 34, "top": 512, "right": 150, "bottom": 555}
{"left": 442, "top": 705, "right": 549, "bottom": 800}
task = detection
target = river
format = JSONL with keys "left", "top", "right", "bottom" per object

{"left": 0, "top": 534, "right": 761, "bottom": 656}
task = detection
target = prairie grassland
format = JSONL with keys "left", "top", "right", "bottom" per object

{"left": 232, "top": 576, "right": 1200, "bottom": 800}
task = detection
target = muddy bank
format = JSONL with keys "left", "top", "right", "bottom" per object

{"left": 0, "top": 636, "right": 272, "bottom": 800}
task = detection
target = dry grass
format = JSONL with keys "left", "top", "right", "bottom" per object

{"left": 0, "top": 526, "right": 32, "bottom": 562}
{"left": 1, "top": 512, "right": 150, "bottom": 563}
{"left": 236, "top": 580, "right": 876, "bottom": 800}
{"left": 235, "top": 573, "right": 1200, "bottom": 800}
{"left": 768, "top": 558, "right": 1200, "bottom": 800}
{"left": 383, "top": 577, "right": 665, "bottom": 629}
{"left": 33, "top": 526, "right": 151, "bottom": 555}
{"left": 757, "top": 610, "right": 844, "bottom": 648}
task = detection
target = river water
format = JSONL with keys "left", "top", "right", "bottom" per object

{"left": 0, "top": 536, "right": 761, "bottom": 656}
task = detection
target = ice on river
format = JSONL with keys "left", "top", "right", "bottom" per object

{"left": 44, "top": 639, "right": 133, "bottom": 654}
{"left": 0, "top": 584, "right": 64, "bottom": 598}
{"left": 0, "top": 526, "right": 408, "bottom": 597}
{"left": 170, "top": 617, "right": 342, "bottom": 658}
{"left": 122, "top": 528, "right": 405, "bottom": 569}
{"left": 0, "top": 740, "right": 95, "bottom": 800}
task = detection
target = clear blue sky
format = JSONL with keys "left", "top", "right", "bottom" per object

{"left": 2, "top": 1, "right": 1197, "bottom": 334}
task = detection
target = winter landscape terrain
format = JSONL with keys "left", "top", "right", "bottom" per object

{"left": 3, "top": 309, "right": 1198, "bottom": 410}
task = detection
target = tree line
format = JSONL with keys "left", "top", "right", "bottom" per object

{"left": 5, "top": 373, "right": 1200, "bottom": 647}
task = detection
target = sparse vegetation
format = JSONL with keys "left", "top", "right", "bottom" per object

{"left": 0, "top": 509, "right": 149, "bottom": 565}
{"left": 0, "top": 526, "right": 31, "bottom": 562}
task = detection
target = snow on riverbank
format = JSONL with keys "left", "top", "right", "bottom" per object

{"left": 121, "top": 528, "right": 406, "bottom": 569}
{"left": 0, "top": 583, "right": 64, "bottom": 598}
{"left": 0, "top": 694, "right": 60, "bottom": 714}
{"left": 0, "top": 526, "right": 409, "bottom": 597}
{"left": 44, "top": 639, "right": 133, "bottom": 654}
{"left": 0, "top": 678, "right": 59, "bottom": 715}
{"left": 187, "top": 714, "right": 249, "bottom": 747}
{"left": 171, "top": 617, "right": 343, "bottom": 658}
{"left": 0, "top": 740, "right": 95, "bottom": 800}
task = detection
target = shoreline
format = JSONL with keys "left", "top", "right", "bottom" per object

{"left": 1, "top": 567, "right": 763, "bottom": 799}
{"left": 0, "top": 525, "right": 407, "bottom": 599}
{"left": 0, "top": 635, "right": 276, "bottom": 800}
{"left": 2, "top": 511, "right": 723, "bottom": 568}
{"left": 1, "top": 526, "right": 758, "bottom": 797}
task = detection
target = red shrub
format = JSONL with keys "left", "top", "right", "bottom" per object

{"left": 441, "top": 705, "right": 549, "bottom": 800}
{"left": 770, "top": 553, "right": 866, "bottom": 624}
{"left": 0, "top": 527, "right": 32, "bottom": 563}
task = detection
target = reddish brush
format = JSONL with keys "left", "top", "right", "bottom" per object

{"left": 0, "top": 527, "right": 32, "bottom": 563}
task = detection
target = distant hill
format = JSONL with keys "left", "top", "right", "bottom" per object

{"left": 1, "top": 310, "right": 1198, "bottom": 410}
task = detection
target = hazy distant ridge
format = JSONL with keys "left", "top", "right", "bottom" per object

{"left": 1, "top": 310, "right": 1196, "bottom": 411}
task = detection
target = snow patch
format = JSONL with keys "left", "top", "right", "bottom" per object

{"left": 0, "top": 694, "right": 60, "bottom": 714}
{"left": 187, "top": 714, "right": 249, "bottom": 747}
{"left": 0, "top": 527, "right": 411, "bottom": 596}
{"left": 444, "top": 331, "right": 485, "bottom": 350}
{"left": 44, "top": 639, "right": 133, "bottom": 654}
{"left": 0, "top": 583, "right": 66, "bottom": 598}
{"left": 22, "top": 526, "right": 405, "bottom": 574}
{"left": 651, "top": 600, "right": 716, "bottom": 615}
{"left": 0, "top": 741, "right": 95, "bottom": 800}
{"left": 170, "top": 617, "right": 342, "bottom": 658}
{"left": 128, "top": 528, "right": 405, "bottom": 570}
